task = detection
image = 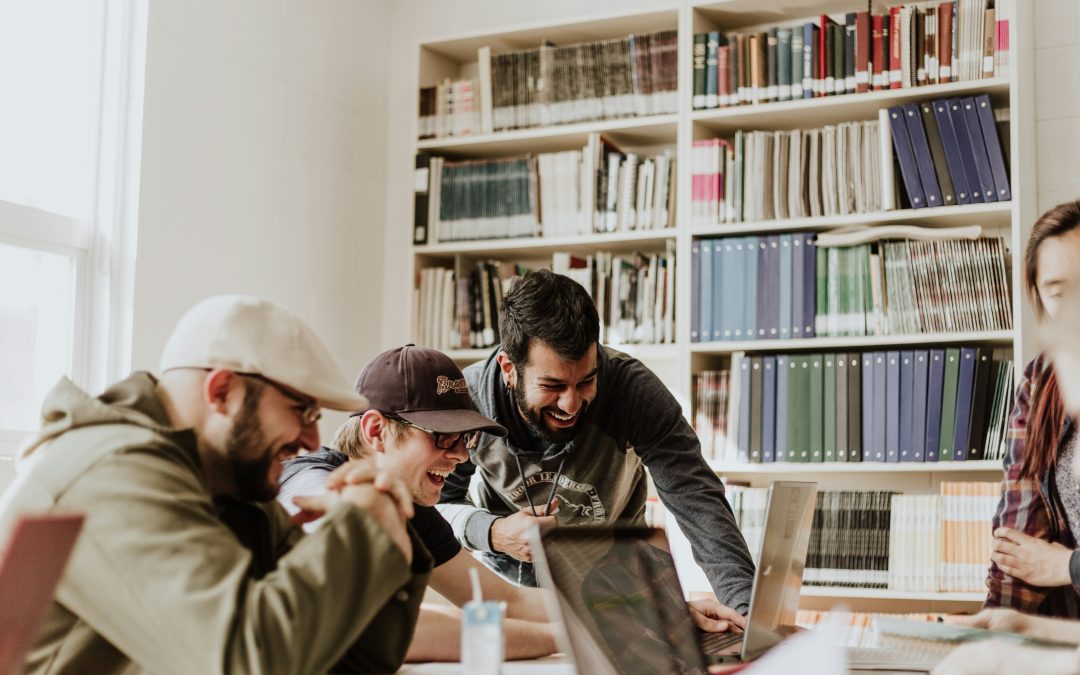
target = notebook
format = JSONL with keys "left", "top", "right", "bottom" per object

{"left": 0, "top": 513, "right": 84, "bottom": 675}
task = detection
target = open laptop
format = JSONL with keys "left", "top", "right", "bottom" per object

{"left": 531, "top": 481, "right": 817, "bottom": 674}
{"left": 0, "top": 513, "right": 84, "bottom": 675}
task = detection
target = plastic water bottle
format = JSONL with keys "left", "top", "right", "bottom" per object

{"left": 461, "top": 568, "right": 505, "bottom": 674}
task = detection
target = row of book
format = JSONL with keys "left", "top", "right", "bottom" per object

{"left": 413, "top": 247, "right": 676, "bottom": 350}
{"left": 690, "top": 233, "right": 1011, "bottom": 343}
{"left": 694, "top": 347, "right": 1014, "bottom": 466}
{"left": 692, "top": 1, "right": 1009, "bottom": 110}
{"left": 689, "top": 91, "right": 1008, "bottom": 227}
{"left": 413, "top": 139, "right": 676, "bottom": 244}
{"left": 691, "top": 120, "right": 886, "bottom": 226}
{"left": 417, "top": 30, "right": 678, "bottom": 139}
{"left": 729, "top": 483, "right": 999, "bottom": 592}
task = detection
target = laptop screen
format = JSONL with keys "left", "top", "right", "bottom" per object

{"left": 536, "top": 527, "right": 710, "bottom": 675}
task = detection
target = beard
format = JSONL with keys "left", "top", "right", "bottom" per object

{"left": 511, "top": 379, "right": 587, "bottom": 444}
{"left": 225, "top": 384, "right": 278, "bottom": 502}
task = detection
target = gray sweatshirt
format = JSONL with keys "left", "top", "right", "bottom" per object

{"left": 436, "top": 345, "right": 755, "bottom": 612}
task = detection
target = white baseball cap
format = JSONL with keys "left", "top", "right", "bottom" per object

{"left": 160, "top": 295, "right": 368, "bottom": 412}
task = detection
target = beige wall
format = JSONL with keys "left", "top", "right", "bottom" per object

{"left": 131, "top": 0, "right": 392, "bottom": 439}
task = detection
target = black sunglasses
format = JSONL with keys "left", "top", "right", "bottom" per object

{"left": 386, "top": 414, "right": 480, "bottom": 451}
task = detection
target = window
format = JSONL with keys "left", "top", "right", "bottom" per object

{"left": 0, "top": 0, "right": 148, "bottom": 453}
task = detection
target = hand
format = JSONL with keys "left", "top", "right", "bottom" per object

{"left": 932, "top": 640, "right": 1078, "bottom": 675}
{"left": 490, "top": 498, "right": 559, "bottom": 562}
{"left": 688, "top": 598, "right": 746, "bottom": 633}
{"left": 324, "top": 458, "right": 415, "bottom": 519}
{"left": 992, "top": 527, "right": 1073, "bottom": 587}
{"left": 945, "top": 608, "right": 1030, "bottom": 635}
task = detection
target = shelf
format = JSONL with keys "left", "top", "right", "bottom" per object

{"left": 689, "top": 202, "right": 1013, "bottom": 238}
{"left": 709, "top": 460, "right": 1002, "bottom": 474}
{"left": 692, "top": 77, "right": 1009, "bottom": 132}
{"left": 692, "top": 0, "right": 876, "bottom": 31}
{"left": 446, "top": 343, "right": 679, "bottom": 363}
{"left": 415, "top": 228, "right": 675, "bottom": 258}
{"left": 691, "top": 331, "right": 1015, "bottom": 354}
{"left": 416, "top": 114, "right": 678, "bottom": 157}
{"left": 800, "top": 587, "right": 984, "bottom": 602}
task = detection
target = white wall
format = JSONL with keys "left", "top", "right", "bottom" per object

{"left": 132, "top": 0, "right": 392, "bottom": 437}
{"left": 1033, "top": 0, "right": 1080, "bottom": 213}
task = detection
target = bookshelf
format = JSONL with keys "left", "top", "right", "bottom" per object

{"left": 404, "top": 1, "right": 1034, "bottom": 613}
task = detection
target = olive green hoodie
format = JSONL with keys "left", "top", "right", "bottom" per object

{"left": 0, "top": 372, "right": 431, "bottom": 674}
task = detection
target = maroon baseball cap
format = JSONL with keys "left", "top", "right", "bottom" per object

{"left": 354, "top": 344, "right": 506, "bottom": 436}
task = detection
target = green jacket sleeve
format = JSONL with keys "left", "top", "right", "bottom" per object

{"left": 54, "top": 447, "right": 428, "bottom": 675}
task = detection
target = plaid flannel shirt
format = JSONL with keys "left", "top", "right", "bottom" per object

{"left": 985, "top": 354, "right": 1080, "bottom": 617}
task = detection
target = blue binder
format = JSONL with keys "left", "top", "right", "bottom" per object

{"left": 722, "top": 239, "right": 739, "bottom": 339}
{"left": 912, "top": 350, "right": 929, "bottom": 462}
{"left": 872, "top": 351, "right": 887, "bottom": 461}
{"left": 744, "top": 237, "right": 759, "bottom": 340}
{"left": 946, "top": 97, "right": 986, "bottom": 204}
{"left": 792, "top": 235, "right": 805, "bottom": 338}
{"left": 932, "top": 98, "right": 974, "bottom": 204}
{"left": 861, "top": 352, "right": 875, "bottom": 461}
{"left": 974, "top": 94, "right": 1011, "bottom": 202}
{"left": 902, "top": 102, "right": 944, "bottom": 208}
{"left": 961, "top": 96, "right": 998, "bottom": 203}
{"left": 779, "top": 234, "right": 793, "bottom": 339}
{"left": 713, "top": 238, "right": 725, "bottom": 341}
{"left": 888, "top": 105, "right": 928, "bottom": 208}
{"left": 700, "top": 239, "right": 713, "bottom": 343}
{"left": 924, "top": 349, "right": 946, "bottom": 462}
{"left": 756, "top": 238, "right": 769, "bottom": 339}
{"left": 950, "top": 347, "right": 978, "bottom": 462}
{"left": 899, "top": 351, "right": 915, "bottom": 462}
{"left": 765, "top": 235, "right": 781, "bottom": 339}
{"left": 691, "top": 239, "right": 701, "bottom": 342}
{"left": 885, "top": 351, "right": 901, "bottom": 462}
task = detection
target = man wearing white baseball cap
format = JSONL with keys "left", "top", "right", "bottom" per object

{"left": 0, "top": 295, "right": 432, "bottom": 675}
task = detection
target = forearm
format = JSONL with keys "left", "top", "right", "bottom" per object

{"left": 1023, "top": 614, "right": 1080, "bottom": 645}
{"left": 405, "top": 605, "right": 557, "bottom": 662}
{"left": 500, "top": 587, "right": 551, "bottom": 623}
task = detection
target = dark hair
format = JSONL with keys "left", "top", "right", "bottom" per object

{"left": 498, "top": 269, "right": 600, "bottom": 366}
{"left": 1020, "top": 200, "right": 1080, "bottom": 480}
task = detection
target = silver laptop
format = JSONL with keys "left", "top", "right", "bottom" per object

{"left": 531, "top": 481, "right": 817, "bottom": 674}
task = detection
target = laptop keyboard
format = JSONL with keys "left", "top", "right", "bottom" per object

{"left": 700, "top": 630, "right": 744, "bottom": 655}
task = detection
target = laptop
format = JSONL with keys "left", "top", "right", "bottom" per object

{"left": 0, "top": 513, "right": 84, "bottom": 675}
{"left": 531, "top": 481, "right": 817, "bottom": 674}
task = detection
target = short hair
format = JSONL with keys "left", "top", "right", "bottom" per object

{"left": 332, "top": 414, "right": 404, "bottom": 460}
{"left": 499, "top": 269, "right": 599, "bottom": 367}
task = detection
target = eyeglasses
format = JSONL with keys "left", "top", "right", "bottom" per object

{"left": 239, "top": 373, "right": 322, "bottom": 427}
{"left": 387, "top": 415, "right": 480, "bottom": 451}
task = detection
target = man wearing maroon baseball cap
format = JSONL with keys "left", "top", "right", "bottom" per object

{"left": 279, "top": 345, "right": 559, "bottom": 662}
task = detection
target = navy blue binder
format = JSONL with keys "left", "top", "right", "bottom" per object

{"left": 950, "top": 347, "right": 978, "bottom": 462}
{"left": 888, "top": 105, "right": 928, "bottom": 208}
{"left": 975, "top": 94, "right": 1011, "bottom": 202}
{"left": 924, "top": 349, "right": 946, "bottom": 462}
{"left": 902, "top": 102, "right": 944, "bottom": 208}
{"left": 775, "top": 355, "right": 789, "bottom": 461}
{"left": 885, "top": 351, "right": 901, "bottom": 462}
{"left": 946, "top": 97, "right": 986, "bottom": 204}
{"left": 965, "top": 347, "right": 995, "bottom": 460}
{"left": 899, "top": 350, "right": 915, "bottom": 462}
{"left": 961, "top": 96, "right": 998, "bottom": 203}
{"left": 932, "top": 98, "right": 974, "bottom": 204}
{"left": 912, "top": 350, "right": 929, "bottom": 462}
{"left": 750, "top": 356, "right": 763, "bottom": 462}
{"left": 763, "top": 356, "right": 777, "bottom": 462}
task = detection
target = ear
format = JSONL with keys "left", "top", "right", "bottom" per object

{"left": 359, "top": 410, "right": 390, "bottom": 454}
{"left": 204, "top": 369, "right": 238, "bottom": 416}
{"left": 496, "top": 351, "right": 518, "bottom": 389}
